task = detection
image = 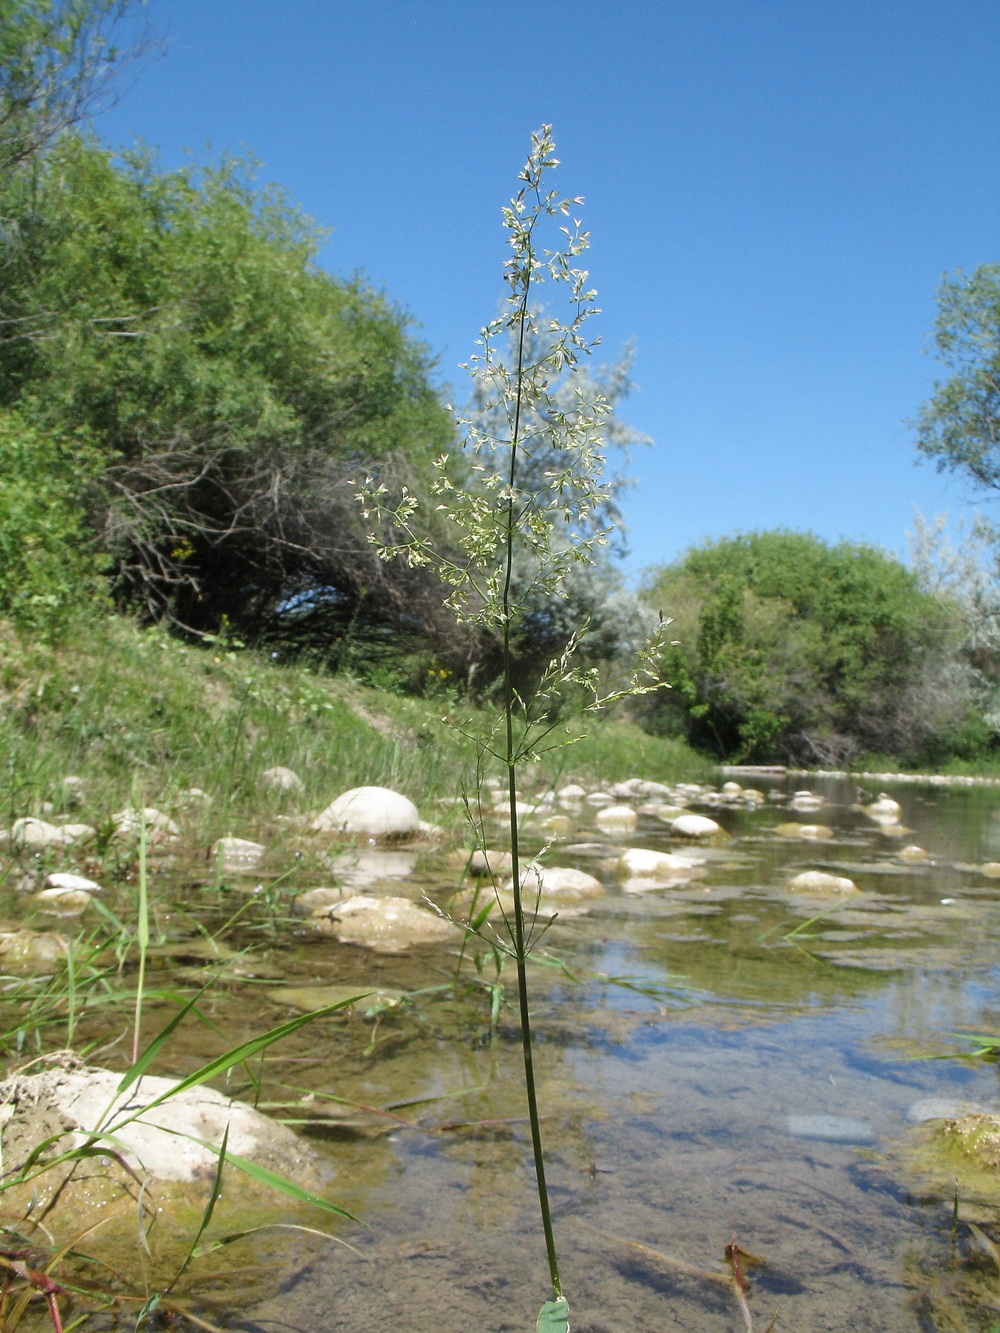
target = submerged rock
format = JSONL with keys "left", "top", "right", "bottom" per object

{"left": 788, "top": 791, "right": 824, "bottom": 812}
{"left": 787, "top": 870, "right": 858, "bottom": 894}
{"left": 0, "top": 1058, "right": 327, "bottom": 1188}
{"left": 272, "top": 983, "right": 403, "bottom": 1016}
{"left": 0, "top": 928, "right": 67, "bottom": 969}
{"left": 936, "top": 1113, "right": 1000, "bottom": 1169}
{"left": 311, "top": 894, "right": 459, "bottom": 952}
{"left": 863, "top": 793, "right": 902, "bottom": 826}
{"left": 908, "top": 1097, "right": 991, "bottom": 1123}
{"left": 312, "top": 786, "right": 420, "bottom": 839}
{"left": 774, "top": 822, "right": 834, "bottom": 840}
{"left": 494, "top": 865, "right": 605, "bottom": 919}
{"left": 785, "top": 1113, "right": 875, "bottom": 1143}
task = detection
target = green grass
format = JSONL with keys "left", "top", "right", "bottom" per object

{"left": 0, "top": 612, "right": 710, "bottom": 843}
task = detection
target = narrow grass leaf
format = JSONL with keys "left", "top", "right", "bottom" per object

{"left": 117, "top": 998, "right": 370, "bottom": 1123}
{"left": 172, "top": 1130, "right": 358, "bottom": 1220}
{"left": 118, "top": 984, "right": 213, "bottom": 1093}
{"left": 170, "top": 1122, "right": 230, "bottom": 1289}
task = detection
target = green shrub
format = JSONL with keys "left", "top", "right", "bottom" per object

{"left": 0, "top": 407, "right": 107, "bottom": 633}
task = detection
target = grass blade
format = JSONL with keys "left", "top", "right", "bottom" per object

{"left": 112, "top": 998, "right": 371, "bottom": 1129}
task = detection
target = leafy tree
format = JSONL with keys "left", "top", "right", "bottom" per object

{"left": 640, "top": 530, "right": 959, "bottom": 764}
{"left": 916, "top": 264, "right": 1000, "bottom": 490}
{"left": 457, "top": 322, "right": 654, "bottom": 695}
{"left": 0, "top": 134, "right": 459, "bottom": 647}
{"left": 0, "top": 0, "right": 153, "bottom": 173}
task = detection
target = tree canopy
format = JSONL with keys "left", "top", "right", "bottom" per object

{"left": 640, "top": 530, "right": 964, "bottom": 765}
{"left": 916, "top": 264, "right": 1000, "bottom": 492}
{"left": 0, "top": 132, "right": 458, "bottom": 645}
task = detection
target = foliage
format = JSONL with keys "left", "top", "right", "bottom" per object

{"left": 916, "top": 264, "right": 1000, "bottom": 491}
{"left": 0, "top": 0, "right": 153, "bottom": 174}
{"left": 0, "top": 133, "right": 458, "bottom": 646}
{"left": 640, "top": 529, "right": 959, "bottom": 765}
{"left": 0, "top": 406, "right": 107, "bottom": 633}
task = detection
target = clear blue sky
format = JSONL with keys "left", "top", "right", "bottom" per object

{"left": 99, "top": 0, "right": 1000, "bottom": 579}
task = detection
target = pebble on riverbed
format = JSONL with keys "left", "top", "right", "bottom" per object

{"left": 786, "top": 870, "right": 858, "bottom": 894}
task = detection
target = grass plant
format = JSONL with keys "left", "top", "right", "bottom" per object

{"left": 360, "top": 125, "right": 668, "bottom": 1331}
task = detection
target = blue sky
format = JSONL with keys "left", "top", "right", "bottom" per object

{"left": 99, "top": 0, "right": 1000, "bottom": 579}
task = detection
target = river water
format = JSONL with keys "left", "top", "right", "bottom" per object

{"left": 10, "top": 772, "right": 1000, "bottom": 1332}
{"left": 234, "top": 774, "right": 1000, "bottom": 1333}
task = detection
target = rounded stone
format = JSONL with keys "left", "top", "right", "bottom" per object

{"left": 312, "top": 894, "right": 458, "bottom": 953}
{"left": 312, "top": 786, "right": 420, "bottom": 839}
{"left": 787, "top": 870, "right": 858, "bottom": 894}
{"left": 595, "top": 804, "right": 638, "bottom": 834}
{"left": 671, "top": 813, "right": 722, "bottom": 838}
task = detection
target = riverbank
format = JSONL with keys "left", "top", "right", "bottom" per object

{"left": 0, "top": 613, "right": 712, "bottom": 845}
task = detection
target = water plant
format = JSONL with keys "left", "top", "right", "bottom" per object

{"left": 360, "top": 125, "right": 666, "bottom": 1332}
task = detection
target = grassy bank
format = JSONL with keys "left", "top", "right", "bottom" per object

{"left": 0, "top": 613, "right": 711, "bottom": 840}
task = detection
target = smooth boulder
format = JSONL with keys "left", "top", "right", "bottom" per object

{"left": 312, "top": 786, "right": 420, "bottom": 839}
{"left": 671, "top": 813, "right": 722, "bottom": 839}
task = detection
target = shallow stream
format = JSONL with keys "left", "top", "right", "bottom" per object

{"left": 7, "top": 773, "right": 1000, "bottom": 1331}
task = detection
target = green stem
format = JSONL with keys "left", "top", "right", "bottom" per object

{"left": 503, "top": 247, "right": 563, "bottom": 1303}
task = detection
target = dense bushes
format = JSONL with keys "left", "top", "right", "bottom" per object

{"left": 0, "top": 134, "right": 457, "bottom": 644}
{"left": 639, "top": 530, "right": 978, "bottom": 766}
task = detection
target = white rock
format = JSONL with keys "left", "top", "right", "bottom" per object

{"left": 0, "top": 1062, "right": 325, "bottom": 1187}
{"left": 721, "top": 781, "right": 742, "bottom": 795}
{"left": 113, "top": 807, "right": 181, "bottom": 841}
{"left": 865, "top": 794, "right": 902, "bottom": 821}
{"left": 312, "top": 894, "right": 458, "bottom": 953}
{"left": 787, "top": 870, "right": 858, "bottom": 894}
{"left": 595, "top": 804, "right": 638, "bottom": 834}
{"left": 58, "top": 823, "right": 96, "bottom": 844}
{"left": 8, "top": 818, "right": 71, "bottom": 849}
{"left": 557, "top": 784, "right": 587, "bottom": 808}
{"left": 468, "top": 849, "right": 513, "bottom": 877}
{"left": 312, "top": 786, "right": 420, "bottom": 839}
{"left": 617, "top": 848, "right": 703, "bottom": 880}
{"left": 505, "top": 865, "right": 604, "bottom": 904}
{"left": 671, "top": 813, "right": 722, "bottom": 838}
{"left": 259, "top": 765, "right": 304, "bottom": 793}
{"left": 584, "top": 792, "right": 615, "bottom": 808}
{"left": 45, "top": 872, "right": 101, "bottom": 893}
{"left": 212, "top": 837, "right": 266, "bottom": 873}
{"left": 609, "top": 779, "right": 643, "bottom": 798}
{"left": 789, "top": 792, "right": 823, "bottom": 812}
{"left": 898, "top": 844, "right": 928, "bottom": 863}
